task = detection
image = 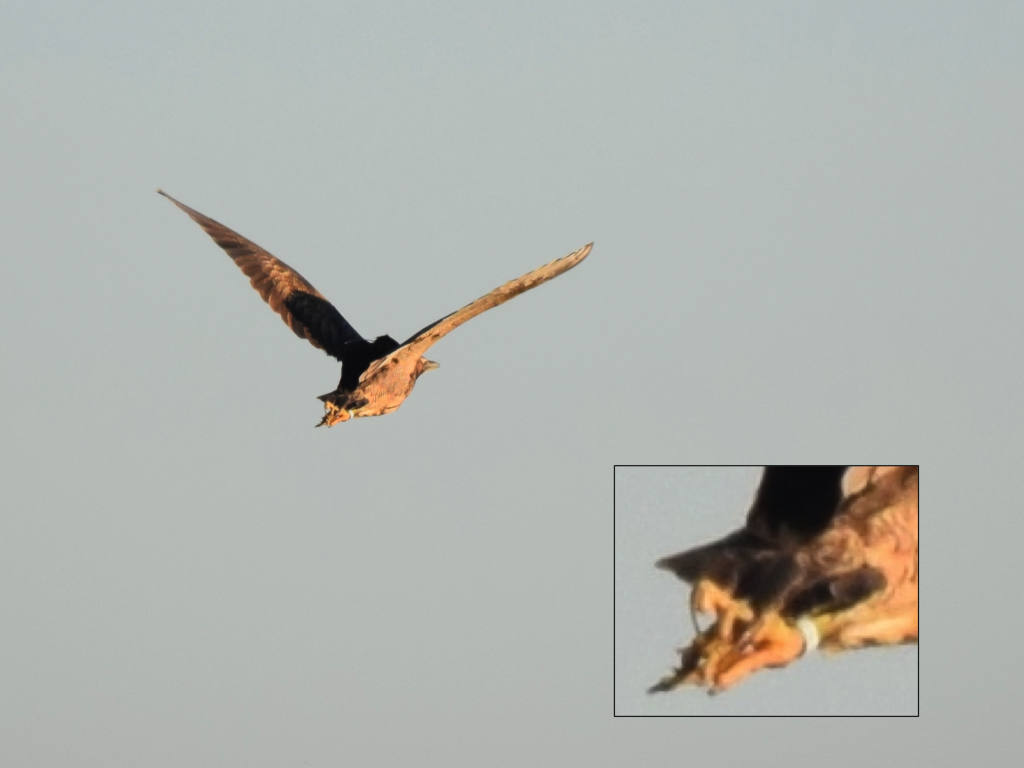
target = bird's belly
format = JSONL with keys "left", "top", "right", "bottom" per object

{"left": 356, "top": 370, "right": 419, "bottom": 416}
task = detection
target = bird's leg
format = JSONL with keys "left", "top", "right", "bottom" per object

{"left": 649, "top": 614, "right": 749, "bottom": 694}
{"left": 651, "top": 611, "right": 803, "bottom": 695}
{"left": 317, "top": 403, "right": 343, "bottom": 427}
{"left": 650, "top": 586, "right": 758, "bottom": 694}
{"left": 690, "top": 580, "right": 753, "bottom": 640}
{"left": 316, "top": 397, "right": 354, "bottom": 427}
{"left": 707, "top": 599, "right": 917, "bottom": 692}
{"left": 706, "top": 612, "right": 807, "bottom": 693}
{"left": 690, "top": 579, "right": 733, "bottom": 628}
{"left": 693, "top": 616, "right": 755, "bottom": 687}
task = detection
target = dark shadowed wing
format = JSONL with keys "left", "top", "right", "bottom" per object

{"left": 360, "top": 243, "right": 592, "bottom": 381}
{"left": 745, "top": 466, "right": 849, "bottom": 542}
{"left": 159, "top": 190, "right": 366, "bottom": 362}
{"left": 655, "top": 465, "right": 849, "bottom": 585}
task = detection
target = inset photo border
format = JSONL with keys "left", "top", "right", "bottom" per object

{"left": 613, "top": 465, "right": 919, "bottom": 717}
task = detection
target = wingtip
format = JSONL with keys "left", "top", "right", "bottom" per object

{"left": 566, "top": 242, "right": 593, "bottom": 263}
{"left": 157, "top": 189, "right": 188, "bottom": 211}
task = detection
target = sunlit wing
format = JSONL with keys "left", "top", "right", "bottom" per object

{"left": 361, "top": 243, "right": 592, "bottom": 382}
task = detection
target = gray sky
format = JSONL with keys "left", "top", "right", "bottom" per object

{"left": 615, "top": 466, "right": 918, "bottom": 715}
{"left": 0, "top": 0, "right": 1019, "bottom": 763}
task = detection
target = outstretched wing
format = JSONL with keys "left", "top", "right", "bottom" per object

{"left": 159, "top": 190, "right": 366, "bottom": 362}
{"left": 359, "top": 243, "right": 591, "bottom": 381}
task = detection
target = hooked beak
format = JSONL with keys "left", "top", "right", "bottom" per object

{"left": 422, "top": 359, "right": 440, "bottom": 372}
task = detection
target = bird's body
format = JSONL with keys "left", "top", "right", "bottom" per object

{"left": 158, "top": 191, "right": 591, "bottom": 425}
{"left": 650, "top": 466, "right": 918, "bottom": 694}
{"left": 324, "top": 352, "right": 438, "bottom": 422}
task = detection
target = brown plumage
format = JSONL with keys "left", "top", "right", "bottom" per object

{"left": 158, "top": 191, "right": 591, "bottom": 426}
{"left": 649, "top": 466, "right": 918, "bottom": 694}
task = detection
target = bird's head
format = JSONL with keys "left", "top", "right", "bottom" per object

{"left": 417, "top": 358, "right": 440, "bottom": 376}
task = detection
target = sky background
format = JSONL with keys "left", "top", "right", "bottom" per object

{"left": 615, "top": 466, "right": 918, "bottom": 715}
{"left": 0, "top": 0, "right": 1020, "bottom": 764}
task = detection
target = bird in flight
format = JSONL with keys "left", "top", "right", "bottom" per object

{"left": 649, "top": 466, "right": 918, "bottom": 694}
{"left": 159, "top": 191, "right": 591, "bottom": 426}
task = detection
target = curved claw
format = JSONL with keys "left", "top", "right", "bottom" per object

{"left": 706, "top": 613, "right": 805, "bottom": 692}
{"left": 653, "top": 606, "right": 812, "bottom": 694}
{"left": 317, "top": 403, "right": 353, "bottom": 427}
{"left": 647, "top": 639, "right": 709, "bottom": 694}
{"left": 736, "top": 615, "right": 768, "bottom": 652}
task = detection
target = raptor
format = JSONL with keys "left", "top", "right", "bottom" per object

{"left": 159, "top": 191, "right": 591, "bottom": 426}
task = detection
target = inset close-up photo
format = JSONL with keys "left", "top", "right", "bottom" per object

{"left": 614, "top": 466, "right": 919, "bottom": 716}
